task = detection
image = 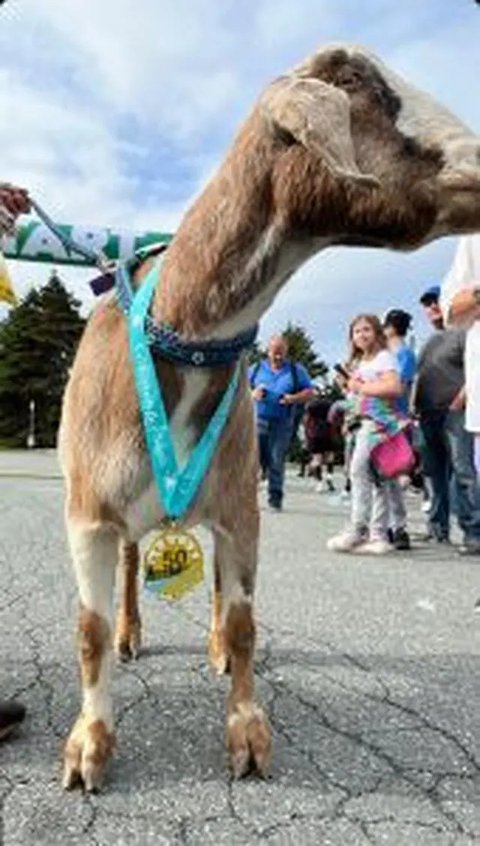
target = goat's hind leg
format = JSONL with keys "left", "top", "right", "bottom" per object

{"left": 63, "top": 521, "right": 117, "bottom": 792}
{"left": 114, "top": 541, "right": 141, "bottom": 661}
{"left": 218, "top": 522, "right": 272, "bottom": 778}
{"left": 208, "top": 544, "right": 229, "bottom": 676}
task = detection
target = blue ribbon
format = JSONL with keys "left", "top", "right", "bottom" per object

{"left": 129, "top": 263, "right": 241, "bottom": 520}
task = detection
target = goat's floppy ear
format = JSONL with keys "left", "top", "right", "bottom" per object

{"left": 262, "top": 76, "right": 379, "bottom": 187}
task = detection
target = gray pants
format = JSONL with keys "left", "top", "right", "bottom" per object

{"left": 385, "top": 479, "right": 407, "bottom": 531}
{"left": 350, "top": 421, "right": 388, "bottom": 540}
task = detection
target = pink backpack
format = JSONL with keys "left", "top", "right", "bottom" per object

{"left": 371, "top": 430, "right": 415, "bottom": 479}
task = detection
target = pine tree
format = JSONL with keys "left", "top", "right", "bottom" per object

{"left": 0, "top": 270, "right": 85, "bottom": 447}
{"left": 247, "top": 340, "right": 264, "bottom": 366}
{"left": 248, "top": 323, "right": 328, "bottom": 378}
{"left": 282, "top": 322, "right": 328, "bottom": 379}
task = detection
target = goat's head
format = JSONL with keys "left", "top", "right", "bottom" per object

{"left": 260, "top": 45, "right": 480, "bottom": 249}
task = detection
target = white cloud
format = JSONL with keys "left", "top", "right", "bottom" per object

{"left": 0, "top": 0, "right": 479, "bottom": 366}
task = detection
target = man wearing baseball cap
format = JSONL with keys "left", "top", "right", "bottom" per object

{"left": 419, "top": 284, "right": 442, "bottom": 306}
{"left": 414, "top": 283, "right": 480, "bottom": 553}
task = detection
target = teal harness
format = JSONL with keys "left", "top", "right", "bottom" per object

{"left": 123, "top": 260, "right": 244, "bottom": 521}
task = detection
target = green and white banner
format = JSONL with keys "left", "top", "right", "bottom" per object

{"left": 2, "top": 220, "right": 173, "bottom": 267}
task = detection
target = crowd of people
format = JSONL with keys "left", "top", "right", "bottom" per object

{"left": 251, "top": 233, "right": 480, "bottom": 560}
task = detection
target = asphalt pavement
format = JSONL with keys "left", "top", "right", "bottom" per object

{"left": 0, "top": 451, "right": 480, "bottom": 845}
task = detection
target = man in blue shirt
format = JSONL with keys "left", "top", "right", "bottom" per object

{"left": 249, "top": 335, "right": 314, "bottom": 510}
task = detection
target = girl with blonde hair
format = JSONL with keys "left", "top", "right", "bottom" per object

{"left": 327, "top": 314, "right": 407, "bottom": 554}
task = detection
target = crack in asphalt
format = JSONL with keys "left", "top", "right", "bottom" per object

{"left": 259, "top": 647, "right": 475, "bottom": 836}
{"left": 163, "top": 602, "right": 479, "bottom": 838}
{"left": 2, "top": 490, "right": 480, "bottom": 844}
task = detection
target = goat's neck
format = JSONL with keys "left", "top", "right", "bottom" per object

{"left": 152, "top": 118, "right": 322, "bottom": 341}
{"left": 155, "top": 216, "right": 321, "bottom": 342}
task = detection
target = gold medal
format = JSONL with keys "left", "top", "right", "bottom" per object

{"left": 143, "top": 524, "right": 204, "bottom": 600}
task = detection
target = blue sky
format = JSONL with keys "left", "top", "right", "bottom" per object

{"left": 1, "top": 0, "right": 479, "bottom": 365}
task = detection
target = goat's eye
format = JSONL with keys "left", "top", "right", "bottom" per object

{"left": 336, "top": 68, "right": 361, "bottom": 88}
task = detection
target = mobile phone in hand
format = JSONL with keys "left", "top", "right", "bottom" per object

{"left": 333, "top": 363, "right": 349, "bottom": 380}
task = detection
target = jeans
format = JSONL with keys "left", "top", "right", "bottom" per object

{"left": 385, "top": 479, "right": 407, "bottom": 532}
{"left": 475, "top": 435, "right": 480, "bottom": 478}
{"left": 350, "top": 421, "right": 388, "bottom": 540}
{"left": 257, "top": 416, "right": 293, "bottom": 506}
{"left": 420, "top": 409, "right": 480, "bottom": 541}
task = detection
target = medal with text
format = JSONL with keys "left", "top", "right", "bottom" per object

{"left": 143, "top": 526, "right": 204, "bottom": 600}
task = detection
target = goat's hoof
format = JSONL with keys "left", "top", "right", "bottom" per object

{"left": 226, "top": 703, "right": 271, "bottom": 779}
{"left": 208, "top": 628, "right": 230, "bottom": 676}
{"left": 63, "top": 715, "right": 115, "bottom": 792}
{"left": 114, "top": 621, "right": 141, "bottom": 662}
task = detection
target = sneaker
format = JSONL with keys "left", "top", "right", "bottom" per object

{"left": 354, "top": 538, "right": 392, "bottom": 555}
{"left": 326, "top": 476, "right": 336, "bottom": 492}
{"left": 315, "top": 480, "right": 327, "bottom": 493}
{"left": 0, "top": 700, "right": 26, "bottom": 741}
{"left": 392, "top": 528, "right": 411, "bottom": 551}
{"left": 327, "top": 528, "right": 365, "bottom": 552}
{"left": 421, "top": 500, "right": 432, "bottom": 514}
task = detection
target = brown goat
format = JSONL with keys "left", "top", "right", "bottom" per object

{"left": 59, "top": 44, "right": 480, "bottom": 791}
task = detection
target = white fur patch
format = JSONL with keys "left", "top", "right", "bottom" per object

{"left": 67, "top": 522, "right": 116, "bottom": 729}
{"left": 67, "top": 522, "right": 117, "bottom": 619}
{"left": 83, "top": 652, "right": 114, "bottom": 730}
{"left": 368, "top": 53, "right": 479, "bottom": 174}
{"left": 221, "top": 586, "right": 252, "bottom": 627}
{"left": 212, "top": 228, "right": 327, "bottom": 339}
{"left": 228, "top": 701, "right": 265, "bottom": 726}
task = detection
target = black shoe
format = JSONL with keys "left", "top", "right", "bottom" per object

{"left": 458, "top": 540, "right": 480, "bottom": 556}
{"left": 387, "top": 528, "right": 394, "bottom": 545}
{"left": 392, "top": 528, "right": 411, "bottom": 551}
{"left": 0, "top": 700, "right": 26, "bottom": 741}
{"left": 268, "top": 500, "right": 282, "bottom": 512}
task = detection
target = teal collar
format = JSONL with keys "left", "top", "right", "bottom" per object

{"left": 129, "top": 262, "right": 241, "bottom": 520}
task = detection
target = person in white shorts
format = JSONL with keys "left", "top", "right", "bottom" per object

{"left": 441, "top": 234, "right": 480, "bottom": 479}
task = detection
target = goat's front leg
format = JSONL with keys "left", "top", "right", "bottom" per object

{"left": 114, "top": 541, "right": 141, "bottom": 661}
{"left": 218, "top": 514, "right": 271, "bottom": 778}
{"left": 63, "top": 522, "right": 118, "bottom": 792}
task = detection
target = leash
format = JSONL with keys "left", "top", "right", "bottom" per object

{"left": 30, "top": 198, "right": 259, "bottom": 363}
{"left": 29, "top": 199, "right": 111, "bottom": 270}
